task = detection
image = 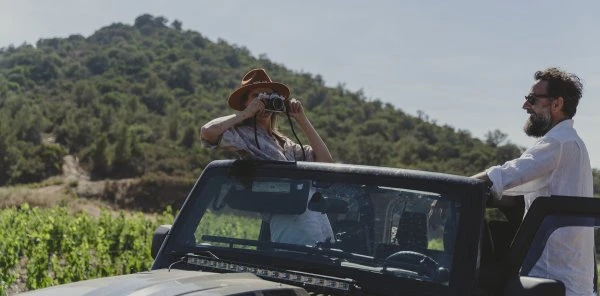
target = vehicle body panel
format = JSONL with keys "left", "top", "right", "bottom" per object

{"left": 19, "top": 269, "right": 308, "bottom": 296}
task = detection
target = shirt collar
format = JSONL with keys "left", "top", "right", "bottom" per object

{"left": 545, "top": 118, "right": 574, "bottom": 137}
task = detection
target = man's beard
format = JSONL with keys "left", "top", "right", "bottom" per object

{"left": 523, "top": 109, "right": 552, "bottom": 138}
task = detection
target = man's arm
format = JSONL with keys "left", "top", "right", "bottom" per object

{"left": 473, "top": 137, "right": 561, "bottom": 199}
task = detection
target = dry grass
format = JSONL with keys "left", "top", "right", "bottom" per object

{"left": 0, "top": 155, "right": 121, "bottom": 215}
{"left": 0, "top": 155, "right": 189, "bottom": 215}
{"left": 0, "top": 184, "right": 69, "bottom": 207}
{"left": 0, "top": 179, "right": 119, "bottom": 217}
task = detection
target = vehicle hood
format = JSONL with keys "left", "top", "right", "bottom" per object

{"left": 19, "top": 269, "right": 308, "bottom": 296}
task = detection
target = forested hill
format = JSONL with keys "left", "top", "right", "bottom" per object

{"left": 0, "top": 13, "right": 549, "bottom": 187}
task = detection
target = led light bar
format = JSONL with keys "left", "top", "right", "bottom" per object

{"left": 186, "top": 256, "right": 352, "bottom": 292}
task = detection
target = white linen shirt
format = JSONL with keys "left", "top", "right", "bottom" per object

{"left": 486, "top": 119, "right": 594, "bottom": 296}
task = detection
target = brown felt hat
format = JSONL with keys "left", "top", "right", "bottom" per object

{"left": 228, "top": 68, "right": 290, "bottom": 111}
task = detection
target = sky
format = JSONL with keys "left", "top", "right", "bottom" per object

{"left": 1, "top": 0, "right": 600, "bottom": 169}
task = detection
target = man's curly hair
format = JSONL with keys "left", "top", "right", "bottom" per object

{"left": 534, "top": 67, "right": 583, "bottom": 118}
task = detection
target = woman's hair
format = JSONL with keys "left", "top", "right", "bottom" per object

{"left": 270, "top": 116, "right": 288, "bottom": 147}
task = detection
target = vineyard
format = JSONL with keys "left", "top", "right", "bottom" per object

{"left": 0, "top": 204, "right": 174, "bottom": 295}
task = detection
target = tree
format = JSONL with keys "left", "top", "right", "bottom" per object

{"left": 168, "top": 118, "right": 179, "bottom": 141}
{"left": 167, "top": 60, "right": 194, "bottom": 93}
{"left": 180, "top": 126, "right": 196, "bottom": 149}
{"left": 485, "top": 129, "right": 508, "bottom": 147}
{"left": 171, "top": 20, "right": 182, "bottom": 31}
{"left": 134, "top": 14, "right": 155, "bottom": 28}
{"left": 86, "top": 53, "right": 110, "bottom": 75}
{"left": 73, "top": 81, "right": 100, "bottom": 107}
{"left": 129, "top": 132, "right": 145, "bottom": 175}
{"left": 30, "top": 56, "right": 61, "bottom": 82}
{"left": 39, "top": 144, "right": 66, "bottom": 177}
{"left": 0, "top": 119, "right": 12, "bottom": 185}
{"left": 141, "top": 89, "right": 172, "bottom": 115}
{"left": 112, "top": 126, "right": 132, "bottom": 177}
{"left": 91, "top": 134, "right": 111, "bottom": 178}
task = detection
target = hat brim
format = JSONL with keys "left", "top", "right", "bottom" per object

{"left": 228, "top": 82, "right": 290, "bottom": 111}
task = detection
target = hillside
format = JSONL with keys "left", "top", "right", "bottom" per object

{"left": 1, "top": 14, "right": 598, "bottom": 198}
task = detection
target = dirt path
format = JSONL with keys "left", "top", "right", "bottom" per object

{"left": 0, "top": 155, "right": 114, "bottom": 215}
{"left": 62, "top": 155, "right": 90, "bottom": 182}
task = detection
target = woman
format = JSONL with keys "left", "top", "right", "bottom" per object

{"left": 200, "top": 68, "right": 332, "bottom": 163}
{"left": 200, "top": 68, "right": 334, "bottom": 246}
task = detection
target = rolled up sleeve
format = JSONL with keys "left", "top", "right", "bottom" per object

{"left": 486, "top": 137, "right": 562, "bottom": 199}
{"left": 201, "top": 127, "right": 250, "bottom": 153}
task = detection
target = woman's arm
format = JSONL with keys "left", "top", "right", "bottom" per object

{"left": 288, "top": 98, "right": 333, "bottom": 163}
{"left": 200, "top": 98, "right": 264, "bottom": 145}
{"left": 200, "top": 113, "right": 250, "bottom": 145}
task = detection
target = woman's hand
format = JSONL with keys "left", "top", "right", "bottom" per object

{"left": 242, "top": 97, "right": 266, "bottom": 118}
{"left": 287, "top": 98, "right": 306, "bottom": 121}
{"left": 285, "top": 97, "right": 332, "bottom": 162}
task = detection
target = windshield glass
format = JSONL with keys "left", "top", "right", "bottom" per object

{"left": 175, "top": 170, "right": 461, "bottom": 286}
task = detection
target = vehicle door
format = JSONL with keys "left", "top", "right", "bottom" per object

{"left": 499, "top": 196, "right": 600, "bottom": 296}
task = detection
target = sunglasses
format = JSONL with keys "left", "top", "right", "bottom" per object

{"left": 524, "top": 94, "right": 554, "bottom": 105}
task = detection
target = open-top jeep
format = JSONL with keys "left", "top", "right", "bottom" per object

{"left": 150, "top": 159, "right": 600, "bottom": 295}
{"left": 23, "top": 159, "right": 600, "bottom": 295}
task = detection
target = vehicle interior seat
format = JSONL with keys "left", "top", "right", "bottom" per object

{"left": 395, "top": 211, "right": 428, "bottom": 251}
{"left": 375, "top": 211, "right": 428, "bottom": 258}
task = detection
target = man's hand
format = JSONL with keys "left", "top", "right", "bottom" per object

{"left": 471, "top": 171, "right": 495, "bottom": 199}
{"left": 471, "top": 172, "right": 488, "bottom": 180}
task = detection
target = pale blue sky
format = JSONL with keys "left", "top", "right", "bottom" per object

{"left": 2, "top": 0, "right": 600, "bottom": 169}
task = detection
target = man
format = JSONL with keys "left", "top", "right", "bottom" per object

{"left": 472, "top": 67, "right": 594, "bottom": 296}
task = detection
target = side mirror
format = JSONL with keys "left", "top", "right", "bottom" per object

{"left": 308, "top": 192, "right": 348, "bottom": 214}
{"left": 151, "top": 224, "right": 172, "bottom": 259}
